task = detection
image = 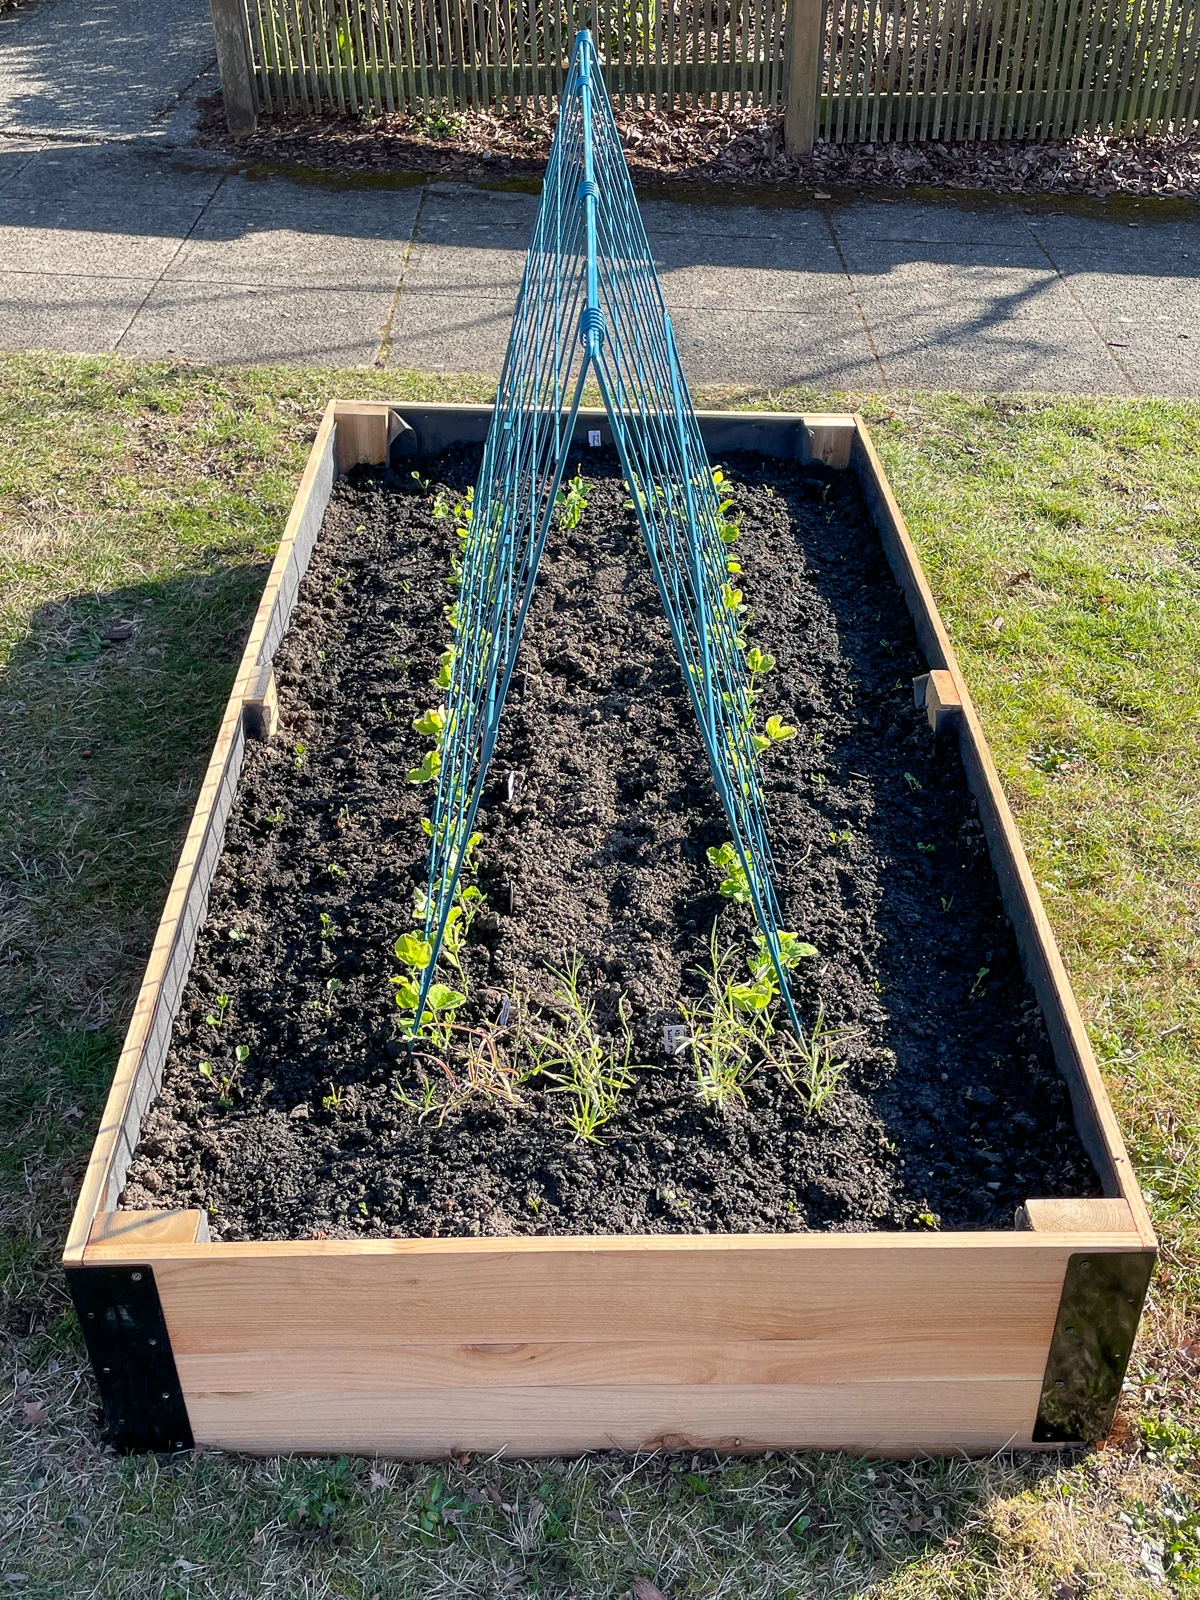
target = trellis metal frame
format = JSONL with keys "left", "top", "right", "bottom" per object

{"left": 416, "top": 27, "right": 801, "bottom": 1038}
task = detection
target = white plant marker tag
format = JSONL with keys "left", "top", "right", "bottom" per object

{"left": 663, "top": 1023, "right": 690, "bottom": 1055}
{"left": 587, "top": 429, "right": 602, "bottom": 447}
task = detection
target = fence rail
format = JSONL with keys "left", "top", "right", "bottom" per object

{"left": 214, "top": 0, "right": 1200, "bottom": 142}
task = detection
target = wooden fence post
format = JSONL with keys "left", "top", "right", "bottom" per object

{"left": 208, "top": 0, "right": 258, "bottom": 137}
{"left": 784, "top": 0, "right": 823, "bottom": 153}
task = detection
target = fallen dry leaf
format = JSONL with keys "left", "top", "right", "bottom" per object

{"left": 633, "top": 1579, "right": 668, "bottom": 1600}
{"left": 21, "top": 1403, "right": 48, "bottom": 1426}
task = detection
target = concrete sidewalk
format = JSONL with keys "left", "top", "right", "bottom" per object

{"left": 0, "top": 0, "right": 1196, "bottom": 396}
{"left": 0, "top": 0, "right": 215, "bottom": 139}
{"left": 1, "top": 136, "right": 1196, "bottom": 393}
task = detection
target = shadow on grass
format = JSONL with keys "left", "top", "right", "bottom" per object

{"left": 0, "top": 559, "right": 268, "bottom": 1345}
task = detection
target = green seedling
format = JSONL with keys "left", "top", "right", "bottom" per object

{"left": 829, "top": 828, "right": 853, "bottom": 846}
{"left": 324, "top": 977, "right": 344, "bottom": 1017}
{"left": 197, "top": 1060, "right": 235, "bottom": 1104}
{"left": 917, "top": 841, "right": 936, "bottom": 854}
{"left": 753, "top": 713, "right": 796, "bottom": 753}
{"left": 555, "top": 469, "right": 588, "bottom": 531}
{"left": 322, "top": 1081, "right": 344, "bottom": 1111}
{"left": 706, "top": 841, "right": 751, "bottom": 904}
{"left": 434, "top": 649, "right": 454, "bottom": 691}
{"left": 379, "top": 698, "right": 394, "bottom": 721}
{"left": 776, "top": 1004, "right": 848, "bottom": 1116}
{"left": 264, "top": 809, "right": 285, "bottom": 825}
{"left": 726, "top": 558, "right": 742, "bottom": 575}
{"left": 205, "top": 994, "right": 230, "bottom": 1029}
{"left": 904, "top": 771, "right": 922, "bottom": 791}
{"left": 293, "top": 742, "right": 307, "bottom": 770}
{"left": 324, "top": 861, "right": 347, "bottom": 882}
{"left": 410, "top": 470, "right": 431, "bottom": 492}
{"left": 683, "top": 926, "right": 762, "bottom": 1110}
{"left": 407, "top": 748, "right": 440, "bottom": 785}
{"left": 403, "top": 984, "right": 467, "bottom": 1048}
{"left": 970, "top": 965, "right": 991, "bottom": 997}
{"left": 533, "top": 955, "right": 641, "bottom": 1142}
{"left": 432, "top": 491, "right": 450, "bottom": 519}
{"left": 745, "top": 647, "right": 776, "bottom": 699}
{"left": 940, "top": 894, "right": 955, "bottom": 913}
{"left": 318, "top": 911, "right": 334, "bottom": 941}
{"left": 413, "top": 706, "right": 446, "bottom": 739}
{"left": 722, "top": 582, "right": 745, "bottom": 616}
{"left": 227, "top": 927, "right": 247, "bottom": 943}
{"left": 391, "top": 1071, "right": 441, "bottom": 1122}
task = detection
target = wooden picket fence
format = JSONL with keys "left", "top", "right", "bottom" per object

{"left": 215, "top": 0, "right": 1200, "bottom": 140}
{"left": 240, "top": 0, "right": 788, "bottom": 116}
{"left": 821, "top": 0, "right": 1200, "bottom": 141}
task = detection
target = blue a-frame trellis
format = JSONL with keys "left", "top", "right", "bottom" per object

{"left": 416, "top": 29, "right": 801, "bottom": 1036}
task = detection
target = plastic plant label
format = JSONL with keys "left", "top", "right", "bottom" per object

{"left": 588, "top": 429, "right": 602, "bottom": 447}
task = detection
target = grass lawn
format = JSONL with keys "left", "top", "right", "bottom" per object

{"left": 1, "top": 352, "right": 1197, "bottom": 1598}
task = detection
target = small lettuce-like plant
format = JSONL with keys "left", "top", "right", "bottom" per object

{"left": 706, "top": 841, "right": 751, "bottom": 904}
{"left": 407, "top": 748, "right": 440, "bottom": 785}
{"left": 752, "top": 713, "right": 797, "bottom": 753}
{"left": 555, "top": 470, "right": 588, "bottom": 531}
{"left": 391, "top": 932, "right": 465, "bottom": 1047}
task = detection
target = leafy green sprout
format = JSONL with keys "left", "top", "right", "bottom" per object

{"left": 706, "top": 841, "right": 751, "bottom": 904}
{"left": 318, "top": 911, "right": 334, "bottom": 940}
{"left": 205, "top": 994, "right": 230, "bottom": 1029}
{"left": 970, "top": 965, "right": 991, "bottom": 997}
{"left": 555, "top": 469, "right": 588, "bottom": 531}
{"left": 324, "top": 977, "right": 344, "bottom": 1016}
{"left": 904, "top": 771, "right": 922, "bottom": 791}
{"left": 682, "top": 925, "right": 818, "bottom": 1110}
{"left": 293, "top": 742, "right": 307, "bottom": 770}
{"left": 774, "top": 1002, "right": 849, "bottom": 1116}
{"left": 753, "top": 714, "right": 797, "bottom": 753}
{"left": 391, "top": 932, "right": 465, "bottom": 1049}
{"left": 745, "top": 646, "right": 775, "bottom": 701}
{"left": 532, "top": 955, "right": 642, "bottom": 1142}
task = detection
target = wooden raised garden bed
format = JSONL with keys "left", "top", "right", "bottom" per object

{"left": 64, "top": 400, "right": 1155, "bottom": 1459}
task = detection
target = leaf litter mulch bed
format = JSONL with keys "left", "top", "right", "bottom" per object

{"left": 124, "top": 448, "right": 1100, "bottom": 1241}
{"left": 195, "top": 94, "right": 1200, "bottom": 202}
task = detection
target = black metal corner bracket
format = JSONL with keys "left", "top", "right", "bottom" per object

{"left": 65, "top": 1263, "right": 193, "bottom": 1453}
{"left": 1034, "top": 1249, "right": 1155, "bottom": 1444}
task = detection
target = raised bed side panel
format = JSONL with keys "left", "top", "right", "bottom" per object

{"left": 849, "top": 421, "right": 1153, "bottom": 1248}
{"left": 85, "top": 1232, "right": 1127, "bottom": 1456}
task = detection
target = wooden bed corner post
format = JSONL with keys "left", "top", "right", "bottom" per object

{"left": 784, "top": 0, "right": 824, "bottom": 155}
{"left": 208, "top": 0, "right": 257, "bottom": 139}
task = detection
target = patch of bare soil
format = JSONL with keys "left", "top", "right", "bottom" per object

{"left": 194, "top": 93, "right": 1200, "bottom": 201}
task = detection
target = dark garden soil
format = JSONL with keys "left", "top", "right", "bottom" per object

{"left": 124, "top": 448, "right": 1101, "bottom": 1241}
{"left": 194, "top": 93, "right": 1200, "bottom": 204}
